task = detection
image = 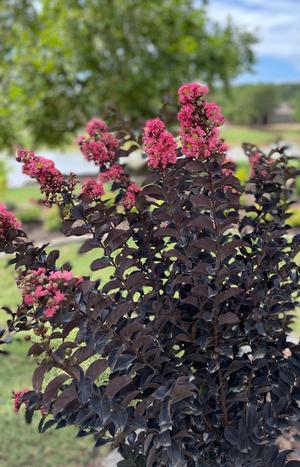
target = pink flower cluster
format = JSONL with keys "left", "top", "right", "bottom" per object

{"left": 18, "top": 267, "right": 82, "bottom": 319}
{"left": 100, "top": 164, "right": 125, "bottom": 183}
{"left": 81, "top": 178, "right": 104, "bottom": 199}
{"left": 249, "top": 151, "right": 274, "bottom": 178}
{"left": 0, "top": 204, "right": 21, "bottom": 239}
{"left": 12, "top": 388, "right": 30, "bottom": 412}
{"left": 143, "top": 118, "right": 177, "bottom": 169}
{"left": 122, "top": 183, "right": 141, "bottom": 209}
{"left": 16, "top": 150, "right": 67, "bottom": 204}
{"left": 85, "top": 117, "right": 108, "bottom": 137}
{"left": 178, "top": 82, "right": 209, "bottom": 105}
{"left": 177, "top": 82, "right": 227, "bottom": 158}
{"left": 77, "top": 118, "right": 119, "bottom": 167}
{"left": 203, "top": 101, "right": 225, "bottom": 127}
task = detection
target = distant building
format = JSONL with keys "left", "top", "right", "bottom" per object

{"left": 269, "top": 102, "right": 295, "bottom": 124}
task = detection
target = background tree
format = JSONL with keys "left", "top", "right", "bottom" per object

{"left": 250, "top": 84, "right": 279, "bottom": 125}
{"left": 0, "top": 0, "right": 256, "bottom": 149}
{"left": 289, "top": 88, "right": 300, "bottom": 122}
{"left": 212, "top": 84, "right": 280, "bottom": 126}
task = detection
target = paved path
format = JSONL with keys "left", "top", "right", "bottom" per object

{"left": 101, "top": 451, "right": 122, "bottom": 467}
{"left": 3, "top": 143, "right": 300, "bottom": 188}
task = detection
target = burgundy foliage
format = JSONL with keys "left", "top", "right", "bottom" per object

{"left": 1, "top": 84, "right": 300, "bottom": 467}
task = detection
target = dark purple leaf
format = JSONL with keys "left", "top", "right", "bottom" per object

{"left": 106, "top": 375, "right": 131, "bottom": 399}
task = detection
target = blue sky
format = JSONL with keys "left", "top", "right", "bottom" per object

{"left": 208, "top": 0, "right": 300, "bottom": 83}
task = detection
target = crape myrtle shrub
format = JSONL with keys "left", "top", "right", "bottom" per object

{"left": 1, "top": 83, "right": 300, "bottom": 467}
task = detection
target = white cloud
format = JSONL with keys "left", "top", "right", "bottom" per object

{"left": 208, "top": 0, "right": 300, "bottom": 68}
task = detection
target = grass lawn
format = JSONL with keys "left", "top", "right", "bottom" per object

{"left": 2, "top": 184, "right": 43, "bottom": 224}
{"left": 221, "top": 125, "right": 300, "bottom": 147}
{"left": 0, "top": 242, "right": 110, "bottom": 467}
{"left": 3, "top": 182, "right": 88, "bottom": 207}
{"left": 3, "top": 184, "right": 41, "bottom": 205}
{"left": 0, "top": 339, "right": 100, "bottom": 467}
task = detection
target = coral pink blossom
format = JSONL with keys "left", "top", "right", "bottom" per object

{"left": 181, "top": 127, "right": 206, "bottom": 158}
{"left": 203, "top": 102, "right": 225, "bottom": 126}
{"left": 16, "top": 150, "right": 72, "bottom": 205}
{"left": 54, "top": 291, "right": 66, "bottom": 304}
{"left": 34, "top": 286, "right": 49, "bottom": 298}
{"left": 13, "top": 388, "right": 30, "bottom": 412}
{"left": 143, "top": 118, "right": 177, "bottom": 169}
{"left": 177, "top": 83, "right": 227, "bottom": 159}
{"left": 81, "top": 178, "right": 104, "bottom": 199}
{"left": 207, "top": 128, "right": 228, "bottom": 154}
{"left": 77, "top": 118, "right": 119, "bottom": 167}
{"left": 100, "top": 164, "right": 125, "bottom": 183}
{"left": 178, "top": 82, "right": 208, "bottom": 105}
{"left": 85, "top": 118, "right": 108, "bottom": 137}
{"left": 122, "top": 183, "right": 141, "bottom": 209}
{"left": 37, "top": 267, "right": 46, "bottom": 274}
{"left": 24, "top": 295, "right": 34, "bottom": 305}
{"left": 61, "top": 271, "right": 74, "bottom": 281}
{"left": 17, "top": 267, "right": 81, "bottom": 320}
{"left": 249, "top": 151, "right": 274, "bottom": 178}
{"left": 49, "top": 270, "right": 74, "bottom": 281}
{"left": 177, "top": 104, "right": 198, "bottom": 128}
{"left": 0, "top": 204, "right": 21, "bottom": 239}
{"left": 44, "top": 307, "right": 57, "bottom": 318}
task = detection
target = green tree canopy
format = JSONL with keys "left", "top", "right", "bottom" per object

{"left": 0, "top": 0, "right": 256, "bottom": 148}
